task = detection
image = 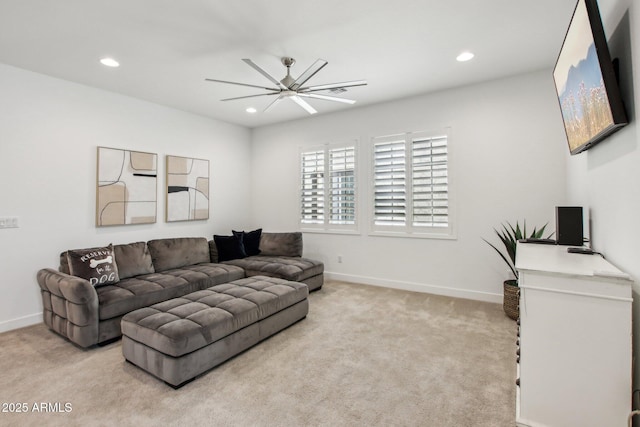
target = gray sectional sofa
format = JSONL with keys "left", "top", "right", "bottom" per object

{"left": 37, "top": 232, "right": 323, "bottom": 348}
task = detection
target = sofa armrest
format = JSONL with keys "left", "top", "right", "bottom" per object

{"left": 37, "top": 268, "right": 99, "bottom": 347}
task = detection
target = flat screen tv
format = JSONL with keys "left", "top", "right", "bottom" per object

{"left": 553, "top": 0, "right": 627, "bottom": 155}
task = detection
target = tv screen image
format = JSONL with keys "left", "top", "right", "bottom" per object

{"left": 553, "top": 0, "right": 627, "bottom": 155}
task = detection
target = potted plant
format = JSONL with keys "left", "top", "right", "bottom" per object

{"left": 484, "top": 221, "right": 553, "bottom": 320}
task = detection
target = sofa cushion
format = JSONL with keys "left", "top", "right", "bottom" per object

{"left": 97, "top": 264, "right": 245, "bottom": 320}
{"left": 222, "top": 256, "right": 323, "bottom": 282}
{"left": 114, "top": 242, "right": 155, "bottom": 279}
{"left": 259, "top": 232, "right": 303, "bottom": 257}
{"left": 214, "top": 234, "right": 247, "bottom": 261}
{"left": 208, "top": 240, "right": 220, "bottom": 263}
{"left": 67, "top": 244, "right": 120, "bottom": 287}
{"left": 233, "top": 228, "right": 262, "bottom": 256}
{"left": 147, "top": 237, "right": 210, "bottom": 272}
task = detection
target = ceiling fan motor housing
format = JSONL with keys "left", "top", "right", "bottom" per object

{"left": 281, "top": 75, "right": 295, "bottom": 87}
{"left": 280, "top": 57, "right": 296, "bottom": 87}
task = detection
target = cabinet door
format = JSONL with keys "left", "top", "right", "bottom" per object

{"left": 518, "top": 271, "right": 631, "bottom": 427}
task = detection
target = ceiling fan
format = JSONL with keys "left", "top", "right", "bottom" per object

{"left": 205, "top": 57, "right": 367, "bottom": 115}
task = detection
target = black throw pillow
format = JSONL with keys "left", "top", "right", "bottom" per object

{"left": 214, "top": 234, "right": 247, "bottom": 262}
{"left": 233, "top": 228, "right": 262, "bottom": 256}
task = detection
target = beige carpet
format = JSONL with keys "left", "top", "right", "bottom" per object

{"left": 0, "top": 281, "right": 517, "bottom": 426}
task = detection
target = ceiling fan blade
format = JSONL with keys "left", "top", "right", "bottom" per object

{"left": 264, "top": 95, "right": 285, "bottom": 112}
{"left": 290, "top": 95, "right": 317, "bottom": 115}
{"left": 289, "top": 59, "right": 328, "bottom": 90}
{"left": 205, "top": 78, "right": 279, "bottom": 91}
{"left": 297, "top": 93, "right": 356, "bottom": 104}
{"left": 242, "top": 59, "right": 288, "bottom": 89}
{"left": 299, "top": 80, "right": 368, "bottom": 92}
{"left": 221, "top": 93, "right": 279, "bottom": 102}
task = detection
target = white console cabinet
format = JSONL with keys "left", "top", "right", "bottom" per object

{"left": 515, "top": 243, "right": 632, "bottom": 427}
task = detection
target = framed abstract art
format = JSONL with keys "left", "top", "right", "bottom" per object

{"left": 166, "top": 155, "right": 209, "bottom": 222}
{"left": 96, "top": 147, "right": 158, "bottom": 226}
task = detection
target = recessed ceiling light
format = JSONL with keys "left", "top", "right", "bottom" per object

{"left": 246, "top": 107, "right": 257, "bottom": 114}
{"left": 100, "top": 57, "right": 120, "bottom": 67}
{"left": 456, "top": 52, "right": 475, "bottom": 62}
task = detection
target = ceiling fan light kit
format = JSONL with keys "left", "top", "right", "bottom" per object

{"left": 205, "top": 57, "right": 367, "bottom": 115}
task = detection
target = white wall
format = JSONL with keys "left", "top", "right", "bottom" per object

{"left": 251, "top": 70, "right": 569, "bottom": 301}
{"left": 565, "top": 0, "right": 640, "bottom": 389}
{"left": 0, "top": 63, "right": 252, "bottom": 332}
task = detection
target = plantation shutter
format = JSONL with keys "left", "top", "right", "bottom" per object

{"left": 412, "top": 135, "right": 448, "bottom": 227}
{"left": 301, "top": 143, "right": 357, "bottom": 229}
{"left": 300, "top": 150, "right": 325, "bottom": 224}
{"left": 329, "top": 146, "right": 356, "bottom": 225}
{"left": 373, "top": 139, "right": 406, "bottom": 226}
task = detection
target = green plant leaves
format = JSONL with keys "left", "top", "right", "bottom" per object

{"left": 484, "top": 220, "right": 554, "bottom": 283}
{"left": 482, "top": 237, "right": 518, "bottom": 278}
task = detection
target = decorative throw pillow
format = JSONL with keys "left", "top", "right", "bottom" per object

{"left": 233, "top": 228, "right": 262, "bottom": 256}
{"left": 66, "top": 244, "right": 120, "bottom": 287}
{"left": 214, "top": 234, "right": 247, "bottom": 262}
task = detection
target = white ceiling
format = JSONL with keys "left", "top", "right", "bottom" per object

{"left": 0, "top": 0, "right": 579, "bottom": 128}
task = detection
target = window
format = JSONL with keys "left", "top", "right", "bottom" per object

{"left": 300, "top": 143, "right": 357, "bottom": 231}
{"left": 373, "top": 138, "right": 406, "bottom": 226}
{"left": 301, "top": 150, "right": 325, "bottom": 224}
{"left": 371, "top": 130, "right": 453, "bottom": 237}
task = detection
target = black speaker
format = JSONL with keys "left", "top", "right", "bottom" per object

{"left": 556, "top": 206, "right": 584, "bottom": 246}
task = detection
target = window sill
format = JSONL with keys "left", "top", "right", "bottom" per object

{"left": 368, "top": 229, "right": 457, "bottom": 240}
{"left": 300, "top": 228, "right": 361, "bottom": 236}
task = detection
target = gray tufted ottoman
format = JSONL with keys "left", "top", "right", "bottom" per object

{"left": 121, "top": 276, "right": 309, "bottom": 388}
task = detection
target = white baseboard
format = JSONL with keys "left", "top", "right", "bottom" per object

{"left": 0, "top": 312, "right": 42, "bottom": 334}
{"left": 325, "top": 272, "right": 502, "bottom": 304}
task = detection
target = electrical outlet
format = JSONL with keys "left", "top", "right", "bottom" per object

{"left": 337, "top": 255, "right": 343, "bottom": 263}
{"left": 0, "top": 217, "right": 19, "bottom": 229}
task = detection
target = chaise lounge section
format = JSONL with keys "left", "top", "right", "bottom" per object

{"left": 211, "top": 232, "right": 324, "bottom": 291}
{"left": 121, "top": 276, "right": 309, "bottom": 387}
